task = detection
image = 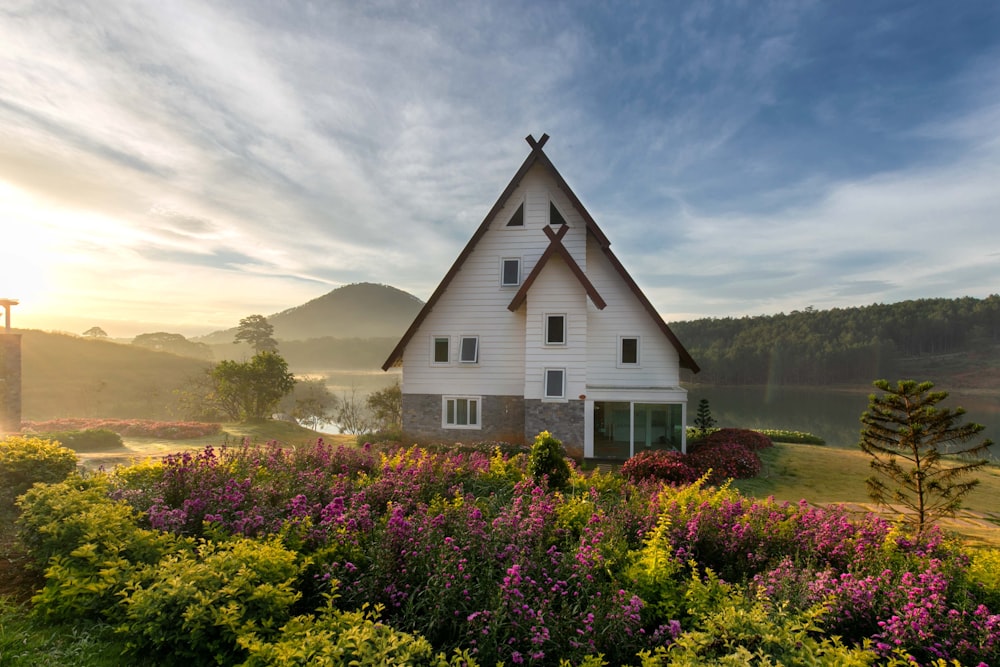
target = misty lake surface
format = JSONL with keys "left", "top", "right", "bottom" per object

{"left": 318, "top": 371, "right": 1000, "bottom": 457}
{"left": 687, "top": 385, "right": 1000, "bottom": 456}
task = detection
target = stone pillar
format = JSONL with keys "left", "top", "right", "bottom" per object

{"left": 0, "top": 334, "right": 22, "bottom": 434}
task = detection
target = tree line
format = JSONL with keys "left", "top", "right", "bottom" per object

{"left": 673, "top": 295, "right": 1000, "bottom": 386}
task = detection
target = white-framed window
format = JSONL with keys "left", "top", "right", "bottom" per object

{"left": 431, "top": 336, "right": 450, "bottom": 364}
{"left": 619, "top": 336, "right": 640, "bottom": 366}
{"left": 549, "top": 200, "right": 567, "bottom": 226}
{"left": 501, "top": 258, "right": 521, "bottom": 286}
{"left": 459, "top": 335, "right": 479, "bottom": 363}
{"left": 443, "top": 396, "right": 481, "bottom": 429}
{"left": 506, "top": 200, "right": 524, "bottom": 227}
{"left": 545, "top": 314, "right": 566, "bottom": 345}
{"left": 543, "top": 368, "right": 566, "bottom": 399}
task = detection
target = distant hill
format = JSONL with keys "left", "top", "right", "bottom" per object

{"left": 197, "top": 283, "right": 423, "bottom": 344}
{"left": 14, "top": 329, "right": 212, "bottom": 421}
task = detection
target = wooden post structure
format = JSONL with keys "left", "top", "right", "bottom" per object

{"left": 0, "top": 299, "right": 22, "bottom": 434}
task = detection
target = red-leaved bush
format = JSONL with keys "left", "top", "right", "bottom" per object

{"left": 687, "top": 441, "right": 762, "bottom": 484}
{"left": 705, "top": 428, "right": 773, "bottom": 451}
{"left": 620, "top": 450, "right": 699, "bottom": 485}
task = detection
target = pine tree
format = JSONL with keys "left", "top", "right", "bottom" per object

{"left": 859, "top": 379, "right": 993, "bottom": 535}
{"left": 693, "top": 398, "right": 717, "bottom": 436}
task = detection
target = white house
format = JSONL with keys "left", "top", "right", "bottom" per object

{"left": 382, "top": 135, "right": 699, "bottom": 460}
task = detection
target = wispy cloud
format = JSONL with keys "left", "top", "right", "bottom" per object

{"left": 1, "top": 0, "right": 999, "bottom": 336}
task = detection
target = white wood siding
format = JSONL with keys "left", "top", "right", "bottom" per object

{"left": 585, "top": 234, "right": 682, "bottom": 389}
{"left": 523, "top": 255, "right": 589, "bottom": 400}
{"left": 402, "top": 164, "right": 586, "bottom": 397}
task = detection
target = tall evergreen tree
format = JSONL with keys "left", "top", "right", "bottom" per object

{"left": 858, "top": 379, "right": 993, "bottom": 535}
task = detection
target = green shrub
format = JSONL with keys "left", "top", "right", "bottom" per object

{"left": 0, "top": 436, "right": 77, "bottom": 512}
{"left": 16, "top": 473, "right": 181, "bottom": 622}
{"left": 527, "top": 430, "right": 571, "bottom": 490}
{"left": 34, "top": 429, "right": 124, "bottom": 452}
{"left": 239, "top": 596, "right": 479, "bottom": 667}
{"left": 120, "top": 537, "right": 303, "bottom": 666}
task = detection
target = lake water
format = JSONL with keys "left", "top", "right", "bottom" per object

{"left": 687, "top": 385, "right": 1000, "bottom": 457}
{"left": 314, "top": 370, "right": 1000, "bottom": 457}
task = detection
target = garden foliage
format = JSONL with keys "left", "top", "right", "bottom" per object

{"left": 621, "top": 428, "right": 767, "bottom": 485}
{"left": 0, "top": 435, "right": 77, "bottom": 511}
{"left": 11, "top": 437, "right": 1000, "bottom": 666}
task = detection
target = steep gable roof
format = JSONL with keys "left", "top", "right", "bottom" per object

{"left": 382, "top": 135, "right": 699, "bottom": 373}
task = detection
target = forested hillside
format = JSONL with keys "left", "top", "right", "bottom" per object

{"left": 673, "top": 295, "right": 1000, "bottom": 387}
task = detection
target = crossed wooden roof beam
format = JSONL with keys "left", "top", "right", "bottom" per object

{"left": 507, "top": 223, "right": 606, "bottom": 312}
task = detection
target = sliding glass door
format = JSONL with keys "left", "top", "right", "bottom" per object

{"left": 592, "top": 401, "right": 683, "bottom": 460}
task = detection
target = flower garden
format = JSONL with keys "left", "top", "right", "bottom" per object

{"left": 7, "top": 431, "right": 1000, "bottom": 666}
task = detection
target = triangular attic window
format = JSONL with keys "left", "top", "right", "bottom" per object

{"left": 507, "top": 202, "right": 524, "bottom": 226}
{"left": 549, "top": 201, "right": 566, "bottom": 226}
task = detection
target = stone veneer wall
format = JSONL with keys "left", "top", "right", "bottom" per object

{"left": 0, "top": 335, "right": 22, "bottom": 434}
{"left": 524, "top": 399, "right": 584, "bottom": 455}
{"left": 402, "top": 393, "right": 526, "bottom": 444}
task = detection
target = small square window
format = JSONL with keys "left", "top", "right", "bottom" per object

{"left": 432, "top": 336, "right": 449, "bottom": 364}
{"left": 545, "top": 314, "right": 566, "bottom": 345}
{"left": 501, "top": 258, "right": 520, "bottom": 286}
{"left": 620, "top": 336, "right": 639, "bottom": 365}
{"left": 544, "top": 368, "right": 565, "bottom": 399}
{"left": 459, "top": 336, "right": 479, "bottom": 363}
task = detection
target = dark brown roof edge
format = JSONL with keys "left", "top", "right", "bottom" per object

{"left": 383, "top": 134, "right": 699, "bottom": 373}
{"left": 382, "top": 136, "right": 545, "bottom": 370}
{"left": 598, "top": 244, "right": 700, "bottom": 373}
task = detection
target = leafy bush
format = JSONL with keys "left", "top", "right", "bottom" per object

{"left": 32, "top": 429, "right": 124, "bottom": 452}
{"left": 527, "top": 430, "right": 571, "bottom": 490}
{"left": 120, "top": 537, "right": 302, "bottom": 666}
{"left": 0, "top": 436, "right": 77, "bottom": 512}
{"left": 239, "top": 596, "right": 478, "bottom": 666}
{"left": 704, "top": 427, "right": 773, "bottom": 451}
{"left": 16, "top": 473, "right": 181, "bottom": 622}
{"left": 620, "top": 450, "right": 698, "bottom": 485}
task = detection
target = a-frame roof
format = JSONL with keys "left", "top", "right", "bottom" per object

{"left": 382, "top": 135, "right": 699, "bottom": 373}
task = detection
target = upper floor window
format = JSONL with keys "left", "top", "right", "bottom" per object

{"left": 545, "top": 314, "right": 566, "bottom": 345}
{"left": 432, "top": 336, "right": 449, "bottom": 364}
{"left": 619, "top": 336, "right": 640, "bottom": 366}
{"left": 459, "top": 335, "right": 479, "bottom": 363}
{"left": 501, "top": 258, "right": 521, "bottom": 286}
{"left": 549, "top": 201, "right": 567, "bottom": 226}
{"left": 506, "top": 201, "right": 524, "bottom": 227}
{"left": 544, "top": 368, "right": 566, "bottom": 399}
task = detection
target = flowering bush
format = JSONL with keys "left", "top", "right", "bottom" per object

{"left": 22, "top": 419, "right": 221, "bottom": 440}
{"left": 704, "top": 427, "right": 774, "bottom": 451}
{"left": 620, "top": 450, "right": 698, "bottom": 485}
{"left": 12, "top": 439, "right": 1000, "bottom": 666}
{"left": 686, "top": 440, "right": 762, "bottom": 483}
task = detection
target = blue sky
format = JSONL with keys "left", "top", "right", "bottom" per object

{"left": 2, "top": 1, "right": 999, "bottom": 338}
